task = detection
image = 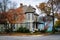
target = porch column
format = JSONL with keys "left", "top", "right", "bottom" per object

{"left": 30, "top": 23, "right": 34, "bottom": 33}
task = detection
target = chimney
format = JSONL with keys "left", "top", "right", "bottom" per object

{"left": 20, "top": 3, "right": 23, "bottom": 7}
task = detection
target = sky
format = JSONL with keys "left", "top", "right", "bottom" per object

{"left": 10, "top": 0, "right": 48, "bottom": 14}
{"left": 0, "top": 0, "right": 48, "bottom": 14}
{"left": 10, "top": 0, "right": 48, "bottom": 7}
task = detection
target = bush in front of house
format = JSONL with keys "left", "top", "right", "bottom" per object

{"left": 17, "top": 26, "right": 30, "bottom": 33}
{"left": 38, "top": 29, "right": 47, "bottom": 33}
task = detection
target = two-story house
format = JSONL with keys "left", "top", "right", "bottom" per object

{"left": 0, "top": 3, "right": 39, "bottom": 32}
{"left": 6, "top": 3, "right": 39, "bottom": 32}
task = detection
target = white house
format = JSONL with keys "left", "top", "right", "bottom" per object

{"left": 6, "top": 4, "right": 39, "bottom": 32}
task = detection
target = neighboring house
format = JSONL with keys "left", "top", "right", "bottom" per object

{"left": 38, "top": 16, "right": 53, "bottom": 32}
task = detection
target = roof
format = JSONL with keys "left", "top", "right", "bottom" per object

{"left": 15, "top": 7, "right": 24, "bottom": 14}
{"left": 25, "top": 5, "right": 36, "bottom": 13}
{"left": 23, "top": 5, "right": 28, "bottom": 12}
{"left": 34, "top": 13, "right": 39, "bottom": 16}
{"left": 7, "top": 6, "right": 25, "bottom": 24}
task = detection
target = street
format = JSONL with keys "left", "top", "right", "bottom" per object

{"left": 0, "top": 35, "right": 60, "bottom": 40}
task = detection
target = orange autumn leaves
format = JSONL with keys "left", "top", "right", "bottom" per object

{"left": 7, "top": 7, "right": 25, "bottom": 24}
{"left": 39, "top": 3, "right": 46, "bottom": 11}
{"left": 0, "top": 13, "right": 6, "bottom": 23}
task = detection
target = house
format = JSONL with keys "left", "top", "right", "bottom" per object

{"left": 38, "top": 16, "right": 53, "bottom": 32}
{"left": 6, "top": 3, "right": 39, "bottom": 32}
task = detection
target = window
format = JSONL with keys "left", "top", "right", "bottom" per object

{"left": 27, "top": 13, "right": 30, "bottom": 20}
{"left": 26, "top": 22, "right": 30, "bottom": 29}
{"left": 32, "top": 14, "right": 34, "bottom": 20}
{"left": 11, "top": 24, "right": 15, "bottom": 29}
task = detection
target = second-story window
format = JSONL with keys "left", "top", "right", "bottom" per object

{"left": 27, "top": 13, "right": 30, "bottom": 20}
{"left": 32, "top": 14, "right": 34, "bottom": 20}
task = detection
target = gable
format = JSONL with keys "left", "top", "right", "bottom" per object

{"left": 26, "top": 5, "right": 35, "bottom": 13}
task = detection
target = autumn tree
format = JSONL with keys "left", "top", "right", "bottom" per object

{"left": 0, "top": 0, "right": 17, "bottom": 32}
{"left": 6, "top": 2, "right": 17, "bottom": 32}
{"left": 37, "top": 0, "right": 60, "bottom": 33}
{"left": 0, "top": 0, "right": 11, "bottom": 33}
{"left": 38, "top": 3, "right": 52, "bottom": 16}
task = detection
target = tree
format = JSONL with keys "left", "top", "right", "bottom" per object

{"left": 37, "top": 0, "right": 60, "bottom": 33}
{"left": 48, "top": 0, "right": 60, "bottom": 10}
{"left": 6, "top": 2, "right": 17, "bottom": 32}
{"left": 37, "top": 0, "right": 60, "bottom": 19}
{"left": 0, "top": 3, "right": 3, "bottom": 12}
{"left": 48, "top": 0, "right": 60, "bottom": 33}
{"left": 0, "top": 0, "right": 11, "bottom": 33}
{"left": 54, "top": 20, "right": 60, "bottom": 28}
{"left": 37, "top": 3, "right": 51, "bottom": 16}
{"left": 0, "top": 0, "right": 17, "bottom": 33}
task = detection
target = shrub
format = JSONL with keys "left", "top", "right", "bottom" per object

{"left": 38, "top": 29, "right": 46, "bottom": 33}
{"left": 5, "top": 28, "right": 11, "bottom": 33}
{"left": 17, "top": 26, "right": 30, "bottom": 33}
